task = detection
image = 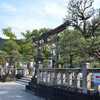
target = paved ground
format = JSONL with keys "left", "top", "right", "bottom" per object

{"left": 0, "top": 82, "right": 44, "bottom": 100}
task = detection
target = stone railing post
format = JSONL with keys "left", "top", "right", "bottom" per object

{"left": 50, "top": 71, "right": 53, "bottom": 85}
{"left": 23, "top": 66, "right": 27, "bottom": 76}
{"left": 0, "top": 68, "right": 3, "bottom": 76}
{"left": 70, "top": 73, "right": 73, "bottom": 86}
{"left": 74, "top": 71, "right": 78, "bottom": 88}
{"left": 87, "top": 73, "right": 92, "bottom": 89}
{"left": 42, "top": 71, "right": 44, "bottom": 83}
{"left": 82, "top": 62, "right": 90, "bottom": 94}
{"left": 54, "top": 71, "right": 58, "bottom": 85}
{"left": 37, "top": 68, "right": 40, "bottom": 84}
{"left": 77, "top": 73, "right": 80, "bottom": 88}
{"left": 61, "top": 71, "right": 63, "bottom": 86}
{"left": 94, "top": 85, "right": 98, "bottom": 94}
{"left": 67, "top": 71, "right": 70, "bottom": 86}
{"left": 46, "top": 71, "right": 48, "bottom": 84}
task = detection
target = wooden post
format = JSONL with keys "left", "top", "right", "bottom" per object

{"left": 82, "top": 62, "right": 90, "bottom": 94}
{"left": 61, "top": 71, "right": 63, "bottom": 86}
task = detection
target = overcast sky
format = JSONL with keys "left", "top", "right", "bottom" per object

{"left": 0, "top": 0, "right": 100, "bottom": 39}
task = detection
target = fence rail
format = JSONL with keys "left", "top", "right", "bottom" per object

{"left": 37, "top": 63, "right": 100, "bottom": 94}
{"left": 0, "top": 68, "right": 25, "bottom": 76}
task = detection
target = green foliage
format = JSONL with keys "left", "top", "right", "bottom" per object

{"left": 4, "top": 40, "right": 21, "bottom": 66}
{"left": 21, "top": 30, "right": 32, "bottom": 43}
{"left": 23, "top": 44, "right": 36, "bottom": 62}
{"left": 11, "top": 50, "right": 22, "bottom": 62}
{"left": 2, "top": 27, "right": 16, "bottom": 39}
{"left": 0, "top": 50, "right": 8, "bottom": 66}
{"left": 4, "top": 40, "right": 20, "bottom": 54}
{"left": 58, "top": 29, "right": 90, "bottom": 67}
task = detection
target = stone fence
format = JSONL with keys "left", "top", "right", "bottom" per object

{"left": 37, "top": 63, "right": 100, "bottom": 94}
{"left": 0, "top": 67, "right": 27, "bottom": 77}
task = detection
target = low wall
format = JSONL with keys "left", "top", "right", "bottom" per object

{"left": 26, "top": 62, "right": 100, "bottom": 100}
{"left": 36, "top": 84, "right": 100, "bottom": 100}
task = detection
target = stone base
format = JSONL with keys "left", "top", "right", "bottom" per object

{"left": 0, "top": 74, "right": 17, "bottom": 82}
{"left": 35, "top": 84, "right": 100, "bottom": 100}
{"left": 26, "top": 77, "right": 37, "bottom": 93}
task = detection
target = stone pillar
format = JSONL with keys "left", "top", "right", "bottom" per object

{"left": 94, "top": 85, "right": 98, "bottom": 94}
{"left": 50, "top": 71, "right": 53, "bottom": 85}
{"left": 70, "top": 73, "right": 73, "bottom": 86}
{"left": 61, "top": 71, "right": 63, "bottom": 86}
{"left": 87, "top": 73, "right": 92, "bottom": 89}
{"left": 46, "top": 71, "right": 48, "bottom": 84}
{"left": 37, "top": 68, "right": 40, "bottom": 84}
{"left": 67, "top": 71, "right": 70, "bottom": 86}
{"left": 55, "top": 71, "right": 58, "bottom": 85}
{"left": 42, "top": 71, "right": 44, "bottom": 83}
{"left": 77, "top": 73, "right": 80, "bottom": 88}
{"left": 74, "top": 72, "right": 78, "bottom": 88}
{"left": 23, "top": 66, "right": 27, "bottom": 77}
{"left": 0, "top": 68, "right": 3, "bottom": 76}
{"left": 82, "top": 62, "right": 90, "bottom": 94}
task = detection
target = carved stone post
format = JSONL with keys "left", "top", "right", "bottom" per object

{"left": 50, "top": 71, "right": 53, "bottom": 85}
{"left": 77, "top": 73, "right": 80, "bottom": 88}
{"left": 61, "top": 71, "right": 63, "bottom": 86}
{"left": 87, "top": 73, "right": 92, "bottom": 89}
{"left": 74, "top": 72, "right": 78, "bottom": 88}
{"left": 70, "top": 73, "right": 73, "bottom": 86}
{"left": 37, "top": 68, "right": 40, "bottom": 84}
{"left": 46, "top": 71, "right": 48, "bottom": 84}
{"left": 0, "top": 68, "right": 3, "bottom": 76}
{"left": 42, "top": 71, "right": 44, "bottom": 83}
{"left": 94, "top": 85, "right": 98, "bottom": 94}
{"left": 82, "top": 62, "right": 90, "bottom": 94}
{"left": 55, "top": 71, "right": 58, "bottom": 85}
{"left": 67, "top": 71, "right": 70, "bottom": 86}
{"left": 23, "top": 66, "right": 27, "bottom": 77}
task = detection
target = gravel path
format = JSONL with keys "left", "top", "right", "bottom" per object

{"left": 0, "top": 82, "right": 44, "bottom": 100}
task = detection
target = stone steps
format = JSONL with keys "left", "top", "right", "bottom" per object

{"left": 16, "top": 76, "right": 32, "bottom": 85}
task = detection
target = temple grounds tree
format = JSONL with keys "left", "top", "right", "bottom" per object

{"left": 0, "top": 51, "right": 8, "bottom": 67}
{"left": 4, "top": 40, "right": 21, "bottom": 67}
{"left": 2, "top": 27, "right": 16, "bottom": 39}
{"left": 22, "top": 44, "right": 36, "bottom": 74}
{"left": 65, "top": 0, "right": 100, "bottom": 60}
{"left": 58, "top": 29, "right": 90, "bottom": 67}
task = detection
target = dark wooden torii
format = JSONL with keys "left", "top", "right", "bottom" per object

{"left": 32, "top": 21, "right": 70, "bottom": 78}
{"left": 32, "top": 21, "right": 70, "bottom": 43}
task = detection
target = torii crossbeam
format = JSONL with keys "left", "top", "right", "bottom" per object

{"left": 32, "top": 21, "right": 70, "bottom": 43}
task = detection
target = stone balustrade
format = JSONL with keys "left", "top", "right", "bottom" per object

{"left": 37, "top": 63, "right": 100, "bottom": 94}
{"left": 0, "top": 68, "right": 26, "bottom": 76}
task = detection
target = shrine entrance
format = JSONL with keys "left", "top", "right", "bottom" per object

{"left": 32, "top": 22, "right": 70, "bottom": 78}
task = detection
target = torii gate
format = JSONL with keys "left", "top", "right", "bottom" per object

{"left": 32, "top": 21, "right": 70, "bottom": 78}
